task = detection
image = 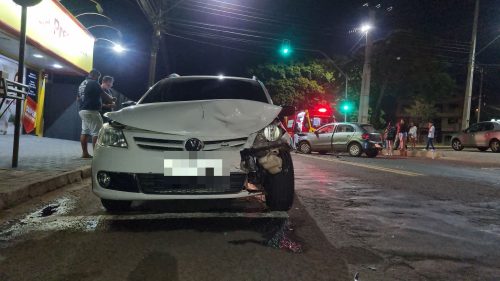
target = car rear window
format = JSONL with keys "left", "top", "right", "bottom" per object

{"left": 361, "top": 125, "right": 376, "bottom": 133}
{"left": 139, "top": 78, "right": 269, "bottom": 104}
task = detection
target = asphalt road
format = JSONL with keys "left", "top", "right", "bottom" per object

{"left": 1, "top": 151, "right": 499, "bottom": 281}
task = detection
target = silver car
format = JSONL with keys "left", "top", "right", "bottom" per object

{"left": 451, "top": 121, "right": 500, "bottom": 152}
{"left": 297, "top": 122, "right": 383, "bottom": 157}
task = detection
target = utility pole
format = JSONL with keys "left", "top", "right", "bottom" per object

{"left": 477, "top": 66, "right": 484, "bottom": 123}
{"left": 358, "top": 10, "right": 375, "bottom": 123}
{"left": 462, "top": 0, "right": 480, "bottom": 130}
{"left": 148, "top": 17, "right": 162, "bottom": 87}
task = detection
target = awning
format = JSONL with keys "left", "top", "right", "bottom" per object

{"left": 0, "top": 0, "right": 94, "bottom": 75}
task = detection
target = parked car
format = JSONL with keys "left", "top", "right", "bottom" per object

{"left": 92, "top": 75, "right": 295, "bottom": 212}
{"left": 450, "top": 121, "right": 500, "bottom": 152}
{"left": 297, "top": 122, "right": 383, "bottom": 157}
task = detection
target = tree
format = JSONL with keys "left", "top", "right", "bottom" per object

{"left": 248, "top": 60, "right": 337, "bottom": 108}
{"left": 405, "top": 99, "right": 438, "bottom": 125}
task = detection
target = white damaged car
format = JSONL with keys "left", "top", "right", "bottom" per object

{"left": 92, "top": 75, "right": 295, "bottom": 212}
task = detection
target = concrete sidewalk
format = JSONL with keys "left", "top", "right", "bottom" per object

{"left": 0, "top": 134, "right": 92, "bottom": 210}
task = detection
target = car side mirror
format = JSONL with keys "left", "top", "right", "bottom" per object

{"left": 121, "top": 101, "right": 137, "bottom": 107}
{"left": 279, "top": 105, "right": 295, "bottom": 117}
{"left": 314, "top": 131, "right": 319, "bottom": 136}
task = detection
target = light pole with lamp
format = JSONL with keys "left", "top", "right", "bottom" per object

{"left": 11, "top": 0, "right": 42, "bottom": 168}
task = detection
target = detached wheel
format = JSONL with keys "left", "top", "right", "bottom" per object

{"left": 365, "top": 150, "right": 378, "bottom": 158}
{"left": 101, "top": 199, "right": 131, "bottom": 212}
{"left": 451, "top": 139, "right": 464, "bottom": 151}
{"left": 264, "top": 150, "right": 294, "bottom": 211}
{"left": 477, "top": 147, "right": 489, "bottom": 152}
{"left": 298, "top": 141, "right": 312, "bottom": 154}
{"left": 490, "top": 139, "right": 500, "bottom": 153}
{"left": 348, "top": 143, "right": 363, "bottom": 157}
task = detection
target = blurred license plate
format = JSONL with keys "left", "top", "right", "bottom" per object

{"left": 163, "top": 151, "right": 231, "bottom": 177}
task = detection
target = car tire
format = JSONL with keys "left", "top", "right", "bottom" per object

{"left": 298, "top": 141, "right": 312, "bottom": 154}
{"left": 490, "top": 139, "right": 500, "bottom": 153}
{"left": 451, "top": 139, "right": 464, "bottom": 151}
{"left": 101, "top": 199, "right": 132, "bottom": 212}
{"left": 477, "top": 147, "right": 489, "bottom": 152}
{"left": 348, "top": 143, "right": 362, "bottom": 157}
{"left": 264, "top": 150, "right": 294, "bottom": 211}
{"left": 365, "top": 150, "right": 378, "bottom": 158}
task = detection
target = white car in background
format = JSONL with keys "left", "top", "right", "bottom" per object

{"left": 92, "top": 75, "right": 295, "bottom": 212}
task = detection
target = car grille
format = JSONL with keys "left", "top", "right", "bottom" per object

{"left": 137, "top": 173, "right": 246, "bottom": 195}
{"left": 134, "top": 136, "right": 247, "bottom": 151}
{"left": 134, "top": 137, "right": 184, "bottom": 151}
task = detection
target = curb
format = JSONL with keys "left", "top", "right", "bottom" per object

{"left": 0, "top": 165, "right": 91, "bottom": 210}
{"left": 381, "top": 149, "right": 442, "bottom": 159}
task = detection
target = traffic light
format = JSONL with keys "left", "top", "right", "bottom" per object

{"left": 280, "top": 39, "right": 291, "bottom": 57}
{"left": 339, "top": 100, "right": 353, "bottom": 114}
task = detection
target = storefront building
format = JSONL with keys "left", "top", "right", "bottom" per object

{"left": 0, "top": 0, "right": 94, "bottom": 136}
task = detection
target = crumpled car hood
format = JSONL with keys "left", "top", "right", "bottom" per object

{"left": 106, "top": 99, "right": 282, "bottom": 138}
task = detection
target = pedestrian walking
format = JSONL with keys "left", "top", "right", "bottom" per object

{"left": 425, "top": 121, "right": 436, "bottom": 151}
{"left": 77, "top": 69, "right": 115, "bottom": 158}
{"left": 384, "top": 121, "right": 396, "bottom": 156}
{"left": 397, "top": 118, "right": 409, "bottom": 156}
{"left": 409, "top": 122, "right": 418, "bottom": 150}
{"left": 293, "top": 121, "right": 301, "bottom": 151}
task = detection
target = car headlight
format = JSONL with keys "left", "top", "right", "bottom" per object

{"left": 262, "top": 123, "right": 282, "bottom": 142}
{"left": 97, "top": 124, "right": 128, "bottom": 148}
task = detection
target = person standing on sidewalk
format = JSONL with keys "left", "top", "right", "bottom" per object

{"left": 425, "top": 121, "right": 436, "bottom": 151}
{"left": 77, "top": 69, "right": 115, "bottom": 158}
{"left": 100, "top": 76, "right": 116, "bottom": 123}
{"left": 384, "top": 121, "right": 396, "bottom": 156}
{"left": 408, "top": 122, "right": 418, "bottom": 150}
{"left": 397, "top": 118, "right": 409, "bottom": 156}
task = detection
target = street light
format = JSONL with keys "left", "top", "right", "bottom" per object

{"left": 95, "top": 38, "right": 126, "bottom": 53}
{"left": 360, "top": 24, "right": 373, "bottom": 33}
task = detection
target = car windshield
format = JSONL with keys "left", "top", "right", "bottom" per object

{"left": 139, "top": 78, "right": 269, "bottom": 104}
{"left": 361, "top": 125, "right": 376, "bottom": 133}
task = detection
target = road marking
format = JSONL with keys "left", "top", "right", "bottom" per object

{"left": 295, "top": 154, "right": 423, "bottom": 177}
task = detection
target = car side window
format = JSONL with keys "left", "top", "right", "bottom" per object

{"left": 335, "top": 125, "right": 354, "bottom": 133}
{"left": 469, "top": 124, "right": 480, "bottom": 133}
{"left": 317, "top": 125, "right": 333, "bottom": 134}
{"left": 483, "top": 123, "right": 494, "bottom": 131}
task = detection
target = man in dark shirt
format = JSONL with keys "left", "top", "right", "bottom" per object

{"left": 77, "top": 69, "right": 114, "bottom": 158}
{"left": 100, "top": 76, "right": 115, "bottom": 123}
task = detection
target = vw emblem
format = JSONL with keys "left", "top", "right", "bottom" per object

{"left": 185, "top": 138, "right": 204, "bottom": 151}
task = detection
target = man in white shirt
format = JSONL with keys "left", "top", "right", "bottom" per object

{"left": 409, "top": 122, "right": 418, "bottom": 150}
{"left": 425, "top": 121, "right": 435, "bottom": 150}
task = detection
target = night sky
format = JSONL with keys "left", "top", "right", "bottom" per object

{"left": 61, "top": 0, "right": 500, "bottom": 103}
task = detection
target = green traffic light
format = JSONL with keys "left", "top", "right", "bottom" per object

{"left": 280, "top": 39, "right": 291, "bottom": 57}
{"left": 340, "top": 101, "right": 353, "bottom": 113}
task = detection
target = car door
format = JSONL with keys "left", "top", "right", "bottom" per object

{"left": 332, "top": 124, "right": 356, "bottom": 151}
{"left": 474, "top": 122, "right": 492, "bottom": 147}
{"left": 463, "top": 123, "right": 481, "bottom": 146}
{"left": 312, "top": 124, "right": 334, "bottom": 151}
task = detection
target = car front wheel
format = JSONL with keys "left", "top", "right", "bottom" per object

{"left": 490, "top": 139, "right": 500, "bottom": 153}
{"left": 298, "top": 141, "right": 312, "bottom": 154}
{"left": 264, "top": 150, "right": 294, "bottom": 211}
{"left": 451, "top": 139, "right": 464, "bottom": 151}
{"left": 101, "top": 199, "right": 132, "bottom": 212}
{"left": 348, "top": 143, "right": 362, "bottom": 157}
